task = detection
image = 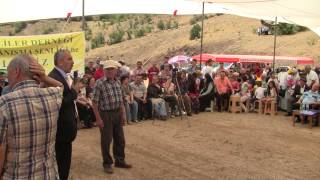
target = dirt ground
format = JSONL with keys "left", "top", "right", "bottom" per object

{"left": 69, "top": 112, "right": 320, "bottom": 180}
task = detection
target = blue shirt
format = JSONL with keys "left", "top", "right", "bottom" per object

{"left": 1, "top": 86, "right": 11, "bottom": 95}
{"left": 300, "top": 90, "right": 320, "bottom": 109}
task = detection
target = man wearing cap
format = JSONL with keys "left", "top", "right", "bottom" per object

{"left": 286, "top": 78, "right": 310, "bottom": 116}
{"left": 92, "top": 60, "right": 132, "bottom": 174}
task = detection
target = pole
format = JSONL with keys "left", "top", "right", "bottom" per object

{"left": 272, "top": 16, "right": 277, "bottom": 71}
{"left": 200, "top": 1, "right": 205, "bottom": 70}
{"left": 82, "top": 0, "right": 85, "bottom": 30}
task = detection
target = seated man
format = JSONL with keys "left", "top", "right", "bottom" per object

{"left": 214, "top": 70, "right": 234, "bottom": 112}
{"left": 296, "top": 83, "right": 320, "bottom": 123}
{"left": 130, "top": 74, "right": 150, "bottom": 120}
{"left": 147, "top": 75, "right": 167, "bottom": 120}
{"left": 286, "top": 78, "right": 310, "bottom": 116}
{"left": 297, "top": 83, "right": 320, "bottom": 110}
{"left": 176, "top": 71, "right": 192, "bottom": 116}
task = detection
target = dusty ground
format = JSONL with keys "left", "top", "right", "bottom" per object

{"left": 69, "top": 112, "right": 320, "bottom": 180}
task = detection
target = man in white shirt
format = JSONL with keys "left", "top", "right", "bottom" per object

{"left": 201, "top": 59, "right": 214, "bottom": 77}
{"left": 278, "top": 68, "right": 288, "bottom": 90}
{"left": 305, "top": 65, "right": 319, "bottom": 87}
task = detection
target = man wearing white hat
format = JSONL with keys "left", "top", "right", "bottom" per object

{"left": 92, "top": 60, "right": 132, "bottom": 174}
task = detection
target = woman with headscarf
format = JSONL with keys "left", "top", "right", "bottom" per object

{"left": 199, "top": 73, "right": 215, "bottom": 112}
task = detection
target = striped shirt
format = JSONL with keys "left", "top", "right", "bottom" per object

{"left": 0, "top": 80, "right": 63, "bottom": 180}
{"left": 93, "top": 77, "right": 123, "bottom": 111}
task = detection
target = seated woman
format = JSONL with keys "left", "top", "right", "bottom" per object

{"left": 162, "top": 76, "right": 179, "bottom": 117}
{"left": 75, "top": 78, "right": 94, "bottom": 128}
{"left": 187, "top": 72, "right": 201, "bottom": 114}
{"left": 176, "top": 71, "right": 192, "bottom": 116}
{"left": 121, "top": 76, "right": 139, "bottom": 124}
{"left": 230, "top": 72, "right": 240, "bottom": 94}
{"left": 261, "top": 80, "right": 278, "bottom": 114}
{"left": 199, "top": 73, "right": 215, "bottom": 112}
{"left": 240, "top": 76, "right": 251, "bottom": 112}
{"left": 147, "top": 75, "right": 168, "bottom": 120}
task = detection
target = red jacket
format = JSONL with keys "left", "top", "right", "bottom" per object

{"left": 94, "top": 68, "right": 104, "bottom": 80}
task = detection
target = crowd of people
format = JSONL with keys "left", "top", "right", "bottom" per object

{"left": 77, "top": 58, "right": 320, "bottom": 125}
{"left": 1, "top": 50, "right": 320, "bottom": 179}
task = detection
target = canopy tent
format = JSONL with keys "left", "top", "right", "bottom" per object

{"left": 191, "top": 0, "right": 320, "bottom": 36}
{"left": 1, "top": 0, "right": 320, "bottom": 36}
{"left": 192, "top": 54, "right": 314, "bottom": 65}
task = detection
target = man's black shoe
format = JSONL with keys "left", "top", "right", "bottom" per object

{"left": 103, "top": 165, "right": 114, "bottom": 174}
{"left": 115, "top": 162, "right": 132, "bottom": 169}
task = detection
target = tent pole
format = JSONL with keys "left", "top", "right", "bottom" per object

{"left": 272, "top": 16, "right": 277, "bottom": 71}
{"left": 82, "top": 0, "right": 85, "bottom": 30}
{"left": 200, "top": 1, "right": 205, "bottom": 70}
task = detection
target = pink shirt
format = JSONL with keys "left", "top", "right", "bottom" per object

{"left": 215, "top": 77, "right": 233, "bottom": 94}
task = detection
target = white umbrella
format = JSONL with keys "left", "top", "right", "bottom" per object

{"left": 168, "top": 55, "right": 191, "bottom": 64}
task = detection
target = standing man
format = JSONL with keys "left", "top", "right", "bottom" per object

{"left": 201, "top": 59, "right": 214, "bottom": 78}
{"left": 0, "top": 54, "right": 63, "bottom": 179}
{"left": 305, "top": 65, "right": 319, "bottom": 88}
{"left": 187, "top": 59, "right": 197, "bottom": 74}
{"left": 92, "top": 60, "right": 132, "bottom": 174}
{"left": 48, "top": 49, "right": 78, "bottom": 180}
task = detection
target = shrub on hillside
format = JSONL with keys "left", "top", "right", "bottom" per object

{"left": 107, "top": 30, "right": 125, "bottom": 45}
{"left": 276, "top": 23, "right": 307, "bottom": 35}
{"left": 190, "top": 24, "right": 201, "bottom": 40}
{"left": 189, "top": 15, "right": 201, "bottom": 25}
{"left": 91, "top": 32, "right": 105, "bottom": 49}
{"left": 134, "top": 28, "right": 145, "bottom": 38}
{"left": 127, "top": 31, "right": 132, "bottom": 40}
{"left": 85, "top": 28, "right": 92, "bottom": 40}
{"left": 145, "top": 26, "right": 153, "bottom": 33}
{"left": 157, "top": 20, "right": 165, "bottom": 30}
{"left": 173, "top": 21, "right": 179, "bottom": 29}
{"left": 14, "top": 22, "right": 27, "bottom": 33}
{"left": 43, "top": 28, "right": 54, "bottom": 34}
{"left": 166, "top": 20, "right": 172, "bottom": 30}
{"left": 145, "top": 15, "right": 153, "bottom": 24}
{"left": 189, "top": 15, "right": 208, "bottom": 25}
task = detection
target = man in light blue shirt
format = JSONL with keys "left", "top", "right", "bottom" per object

{"left": 298, "top": 83, "right": 320, "bottom": 110}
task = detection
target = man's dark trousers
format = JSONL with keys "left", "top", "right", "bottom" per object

{"left": 100, "top": 109, "right": 126, "bottom": 167}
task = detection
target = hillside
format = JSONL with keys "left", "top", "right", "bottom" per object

{"left": 1, "top": 14, "right": 319, "bottom": 67}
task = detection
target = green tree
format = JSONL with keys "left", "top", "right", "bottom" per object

{"left": 91, "top": 32, "right": 106, "bottom": 49}
{"left": 166, "top": 20, "right": 172, "bottom": 29}
{"left": 134, "top": 28, "right": 145, "bottom": 38}
{"left": 173, "top": 21, "right": 179, "bottom": 29}
{"left": 127, "top": 31, "right": 132, "bottom": 40}
{"left": 42, "top": 27, "right": 54, "bottom": 34}
{"left": 157, "top": 20, "right": 165, "bottom": 30}
{"left": 145, "top": 26, "right": 153, "bottom": 33}
{"left": 190, "top": 24, "right": 201, "bottom": 40}
{"left": 107, "top": 30, "right": 125, "bottom": 45}
{"left": 85, "top": 28, "right": 92, "bottom": 40}
{"left": 14, "top": 22, "right": 27, "bottom": 33}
